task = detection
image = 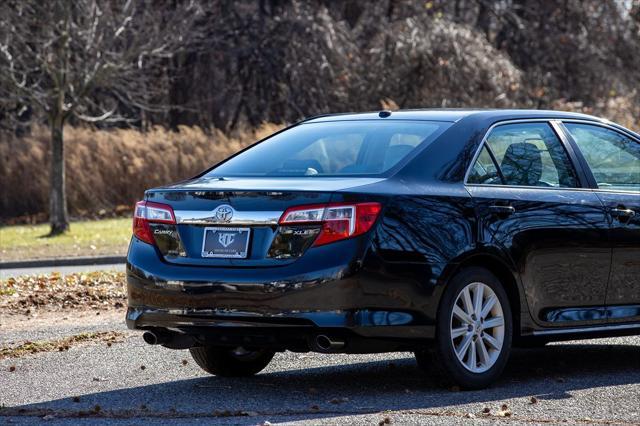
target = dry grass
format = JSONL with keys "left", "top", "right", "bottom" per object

{"left": 0, "top": 123, "right": 284, "bottom": 220}
{"left": 1, "top": 105, "right": 638, "bottom": 223}
{"left": 0, "top": 218, "right": 131, "bottom": 261}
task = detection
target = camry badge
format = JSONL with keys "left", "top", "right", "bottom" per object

{"left": 214, "top": 204, "right": 234, "bottom": 222}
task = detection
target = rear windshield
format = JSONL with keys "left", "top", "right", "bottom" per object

{"left": 206, "top": 120, "right": 451, "bottom": 177}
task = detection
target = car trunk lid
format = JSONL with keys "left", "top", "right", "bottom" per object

{"left": 143, "top": 177, "right": 383, "bottom": 267}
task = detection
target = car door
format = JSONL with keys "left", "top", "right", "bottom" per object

{"left": 562, "top": 122, "right": 640, "bottom": 323}
{"left": 466, "top": 121, "right": 611, "bottom": 328}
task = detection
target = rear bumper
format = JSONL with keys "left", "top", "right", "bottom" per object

{"left": 126, "top": 237, "right": 445, "bottom": 342}
{"left": 125, "top": 306, "right": 433, "bottom": 339}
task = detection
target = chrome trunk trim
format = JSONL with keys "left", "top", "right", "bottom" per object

{"left": 174, "top": 210, "right": 283, "bottom": 225}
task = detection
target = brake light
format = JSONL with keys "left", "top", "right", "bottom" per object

{"left": 133, "top": 201, "right": 176, "bottom": 244}
{"left": 279, "top": 202, "right": 382, "bottom": 246}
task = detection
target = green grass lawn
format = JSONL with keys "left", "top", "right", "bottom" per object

{"left": 0, "top": 218, "right": 131, "bottom": 262}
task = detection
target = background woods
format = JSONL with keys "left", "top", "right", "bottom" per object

{"left": 1, "top": 0, "right": 640, "bottom": 224}
{"left": 0, "top": 0, "right": 203, "bottom": 233}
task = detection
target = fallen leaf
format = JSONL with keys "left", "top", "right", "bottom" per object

{"left": 0, "top": 332, "right": 124, "bottom": 360}
{"left": 1, "top": 272, "right": 126, "bottom": 315}
{"left": 497, "top": 404, "right": 512, "bottom": 417}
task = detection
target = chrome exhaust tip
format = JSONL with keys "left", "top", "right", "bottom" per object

{"left": 315, "top": 335, "right": 346, "bottom": 352}
{"left": 142, "top": 331, "right": 158, "bottom": 345}
{"left": 142, "top": 330, "right": 168, "bottom": 345}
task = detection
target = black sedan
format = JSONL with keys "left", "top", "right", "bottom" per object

{"left": 126, "top": 109, "right": 640, "bottom": 389}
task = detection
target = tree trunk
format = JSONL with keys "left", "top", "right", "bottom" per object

{"left": 476, "top": 1, "right": 492, "bottom": 40}
{"left": 49, "top": 114, "right": 69, "bottom": 235}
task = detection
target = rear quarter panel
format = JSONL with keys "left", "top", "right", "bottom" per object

{"left": 333, "top": 182, "right": 477, "bottom": 322}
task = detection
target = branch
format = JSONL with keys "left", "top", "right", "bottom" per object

{"left": 73, "top": 107, "right": 115, "bottom": 122}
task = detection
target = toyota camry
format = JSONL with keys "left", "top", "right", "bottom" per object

{"left": 126, "top": 109, "right": 640, "bottom": 389}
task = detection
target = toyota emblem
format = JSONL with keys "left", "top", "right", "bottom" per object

{"left": 214, "top": 204, "right": 234, "bottom": 222}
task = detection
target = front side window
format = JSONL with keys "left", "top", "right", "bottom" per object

{"left": 206, "top": 120, "right": 451, "bottom": 177}
{"left": 564, "top": 123, "right": 640, "bottom": 192}
{"left": 469, "top": 122, "right": 579, "bottom": 188}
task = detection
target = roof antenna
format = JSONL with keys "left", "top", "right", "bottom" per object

{"left": 378, "top": 110, "right": 392, "bottom": 118}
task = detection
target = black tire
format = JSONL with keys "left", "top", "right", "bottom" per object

{"left": 417, "top": 267, "right": 513, "bottom": 390}
{"left": 189, "top": 346, "right": 275, "bottom": 377}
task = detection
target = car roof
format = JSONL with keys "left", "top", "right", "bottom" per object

{"left": 303, "top": 108, "right": 605, "bottom": 124}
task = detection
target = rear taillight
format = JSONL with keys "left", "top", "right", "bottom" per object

{"left": 279, "top": 202, "right": 382, "bottom": 246}
{"left": 133, "top": 200, "right": 176, "bottom": 244}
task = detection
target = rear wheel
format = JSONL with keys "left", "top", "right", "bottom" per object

{"left": 417, "top": 267, "right": 513, "bottom": 389}
{"left": 189, "top": 346, "right": 275, "bottom": 377}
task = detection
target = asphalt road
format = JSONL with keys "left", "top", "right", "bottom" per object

{"left": 2, "top": 311, "right": 640, "bottom": 425}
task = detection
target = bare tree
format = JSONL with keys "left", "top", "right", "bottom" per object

{"left": 0, "top": 0, "right": 202, "bottom": 234}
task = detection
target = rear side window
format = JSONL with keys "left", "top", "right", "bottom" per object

{"left": 206, "top": 121, "right": 451, "bottom": 177}
{"left": 467, "top": 145, "right": 501, "bottom": 184}
{"left": 469, "top": 122, "right": 579, "bottom": 188}
{"left": 564, "top": 123, "right": 640, "bottom": 192}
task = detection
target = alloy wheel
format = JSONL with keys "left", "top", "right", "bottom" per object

{"left": 450, "top": 282, "right": 505, "bottom": 373}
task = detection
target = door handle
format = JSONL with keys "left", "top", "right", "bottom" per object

{"left": 489, "top": 205, "right": 516, "bottom": 216}
{"left": 610, "top": 207, "right": 636, "bottom": 220}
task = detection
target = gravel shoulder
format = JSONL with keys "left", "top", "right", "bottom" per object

{"left": 1, "top": 309, "right": 126, "bottom": 345}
